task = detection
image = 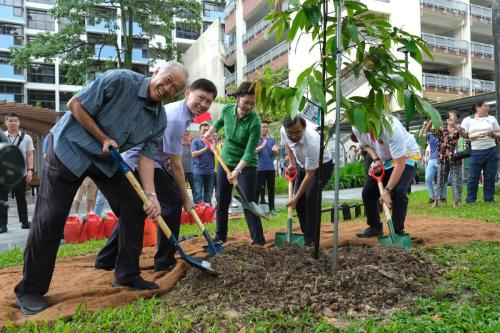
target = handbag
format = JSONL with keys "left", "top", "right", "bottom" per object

{"left": 452, "top": 138, "right": 471, "bottom": 161}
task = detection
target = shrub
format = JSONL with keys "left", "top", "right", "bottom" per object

{"left": 325, "top": 161, "right": 365, "bottom": 190}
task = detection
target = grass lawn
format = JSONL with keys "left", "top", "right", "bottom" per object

{"left": 1, "top": 188, "right": 499, "bottom": 332}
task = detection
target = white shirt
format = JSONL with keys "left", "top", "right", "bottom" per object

{"left": 353, "top": 116, "right": 420, "bottom": 164}
{"left": 461, "top": 115, "right": 499, "bottom": 150}
{"left": 4, "top": 130, "right": 34, "bottom": 175}
{"left": 280, "top": 125, "right": 332, "bottom": 170}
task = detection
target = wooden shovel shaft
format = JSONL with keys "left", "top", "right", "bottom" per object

{"left": 212, "top": 147, "right": 236, "bottom": 185}
{"left": 288, "top": 180, "right": 293, "bottom": 219}
{"left": 189, "top": 209, "right": 206, "bottom": 232}
{"left": 123, "top": 171, "right": 172, "bottom": 238}
{"left": 377, "top": 182, "right": 392, "bottom": 221}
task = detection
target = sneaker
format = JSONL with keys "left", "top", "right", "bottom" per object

{"left": 356, "top": 227, "right": 383, "bottom": 238}
{"left": 21, "top": 222, "right": 31, "bottom": 229}
{"left": 112, "top": 277, "right": 159, "bottom": 291}
{"left": 16, "top": 293, "right": 48, "bottom": 315}
{"left": 231, "top": 203, "right": 239, "bottom": 208}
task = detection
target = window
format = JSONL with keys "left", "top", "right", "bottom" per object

{"left": 133, "top": 39, "right": 149, "bottom": 58}
{"left": 87, "top": 7, "right": 116, "bottom": 26}
{"left": 0, "top": 23, "right": 23, "bottom": 45}
{"left": 0, "top": 53, "right": 23, "bottom": 75}
{"left": 28, "top": 0, "right": 55, "bottom": 4}
{"left": 203, "top": 1, "right": 224, "bottom": 17}
{"left": 0, "top": 81, "right": 24, "bottom": 103}
{"left": 27, "top": 9, "right": 55, "bottom": 31}
{"left": 59, "top": 91, "right": 73, "bottom": 111}
{"left": 27, "top": 64, "right": 55, "bottom": 83}
{"left": 176, "top": 24, "right": 200, "bottom": 40}
{"left": 132, "top": 64, "right": 150, "bottom": 76}
{"left": 0, "top": 0, "right": 23, "bottom": 17}
{"left": 28, "top": 90, "right": 55, "bottom": 109}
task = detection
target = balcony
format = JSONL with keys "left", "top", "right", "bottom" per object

{"left": 472, "top": 79, "right": 495, "bottom": 94}
{"left": 471, "top": 41, "right": 494, "bottom": 60}
{"left": 224, "top": 72, "right": 236, "bottom": 87}
{"left": 420, "top": 0, "right": 466, "bottom": 29}
{"left": 0, "top": 64, "right": 24, "bottom": 82}
{"left": 224, "top": 41, "right": 236, "bottom": 65}
{"left": 420, "top": 0, "right": 467, "bottom": 14}
{"left": 224, "top": 0, "right": 236, "bottom": 33}
{"left": 0, "top": 5, "right": 24, "bottom": 24}
{"left": 470, "top": 4, "right": 492, "bottom": 22}
{"left": 243, "top": 0, "right": 266, "bottom": 20}
{"left": 86, "top": 19, "right": 117, "bottom": 33}
{"left": 243, "top": 41, "right": 289, "bottom": 77}
{"left": 423, "top": 73, "right": 470, "bottom": 101}
{"left": 421, "top": 33, "right": 468, "bottom": 65}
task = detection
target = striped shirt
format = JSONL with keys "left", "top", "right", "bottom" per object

{"left": 123, "top": 99, "right": 194, "bottom": 170}
{"left": 50, "top": 69, "right": 167, "bottom": 177}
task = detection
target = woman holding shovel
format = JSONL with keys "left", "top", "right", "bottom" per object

{"left": 203, "top": 82, "right": 265, "bottom": 245}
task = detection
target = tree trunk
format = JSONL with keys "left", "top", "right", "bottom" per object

{"left": 494, "top": 0, "right": 500, "bottom": 121}
{"left": 123, "top": 10, "right": 134, "bottom": 69}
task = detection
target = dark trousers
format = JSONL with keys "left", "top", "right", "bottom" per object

{"left": 15, "top": 136, "right": 147, "bottom": 297}
{"left": 96, "top": 168, "right": 183, "bottom": 271}
{"left": 193, "top": 173, "right": 215, "bottom": 204}
{"left": 362, "top": 165, "right": 416, "bottom": 233}
{"left": 466, "top": 147, "right": 498, "bottom": 203}
{"left": 185, "top": 172, "right": 194, "bottom": 191}
{"left": 0, "top": 176, "right": 29, "bottom": 227}
{"left": 215, "top": 164, "right": 265, "bottom": 244}
{"left": 295, "top": 161, "right": 334, "bottom": 245}
{"left": 256, "top": 170, "right": 275, "bottom": 210}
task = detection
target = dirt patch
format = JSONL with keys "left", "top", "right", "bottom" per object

{"left": 167, "top": 244, "right": 444, "bottom": 317}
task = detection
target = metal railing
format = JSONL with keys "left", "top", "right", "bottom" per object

{"left": 420, "top": 0, "right": 467, "bottom": 14}
{"left": 224, "top": 72, "right": 236, "bottom": 86}
{"left": 224, "top": 41, "right": 236, "bottom": 57}
{"left": 422, "top": 73, "right": 470, "bottom": 91}
{"left": 243, "top": 18, "right": 271, "bottom": 43}
{"left": 224, "top": 0, "right": 236, "bottom": 19}
{"left": 470, "top": 4, "right": 492, "bottom": 20}
{"left": 471, "top": 41, "right": 494, "bottom": 58}
{"left": 472, "top": 79, "right": 495, "bottom": 93}
{"left": 421, "top": 33, "right": 468, "bottom": 53}
{"left": 243, "top": 41, "right": 289, "bottom": 75}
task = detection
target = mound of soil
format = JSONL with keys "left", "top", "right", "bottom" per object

{"left": 167, "top": 244, "right": 444, "bottom": 317}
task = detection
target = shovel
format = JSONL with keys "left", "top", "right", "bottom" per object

{"left": 275, "top": 170, "right": 304, "bottom": 247}
{"left": 109, "top": 147, "right": 218, "bottom": 275}
{"left": 369, "top": 168, "right": 412, "bottom": 249}
{"left": 189, "top": 209, "right": 223, "bottom": 256}
{"left": 202, "top": 138, "right": 266, "bottom": 218}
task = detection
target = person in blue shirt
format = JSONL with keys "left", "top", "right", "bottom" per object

{"left": 420, "top": 120, "right": 445, "bottom": 204}
{"left": 96, "top": 78, "right": 217, "bottom": 273}
{"left": 256, "top": 120, "right": 278, "bottom": 211}
{"left": 191, "top": 123, "right": 215, "bottom": 204}
{"left": 13, "top": 61, "right": 188, "bottom": 316}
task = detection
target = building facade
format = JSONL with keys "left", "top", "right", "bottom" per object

{"left": 0, "top": 0, "right": 224, "bottom": 112}
{"left": 222, "top": 0, "right": 495, "bottom": 102}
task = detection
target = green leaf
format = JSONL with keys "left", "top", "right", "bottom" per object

{"left": 290, "top": 79, "right": 308, "bottom": 119}
{"left": 396, "top": 89, "right": 404, "bottom": 107}
{"left": 416, "top": 96, "right": 442, "bottom": 129}
{"left": 309, "top": 78, "right": 327, "bottom": 114}
{"left": 287, "top": 11, "right": 304, "bottom": 41}
{"left": 403, "top": 89, "right": 415, "bottom": 126}
{"left": 346, "top": 24, "right": 359, "bottom": 42}
{"left": 303, "top": 5, "right": 322, "bottom": 27}
{"left": 375, "top": 90, "right": 384, "bottom": 112}
{"left": 353, "top": 107, "right": 367, "bottom": 132}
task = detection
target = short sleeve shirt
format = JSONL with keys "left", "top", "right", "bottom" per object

{"left": 4, "top": 130, "right": 34, "bottom": 175}
{"left": 51, "top": 69, "right": 167, "bottom": 177}
{"left": 280, "top": 125, "right": 332, "bottom": 170}
{"left": 461, "top": 115, "right": 500, "bottom": 150}
{"left": 192, "top": 138, "right": 215, "bottom": 175}
{"left": 257, "top": 136, "right": 276, "bottom": 171}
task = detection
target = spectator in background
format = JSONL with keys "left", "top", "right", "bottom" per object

{"left": 420, "top": 120, "right": 440, "bottom": 204}
{"left": 182, "top": 131, "right": 194, "bottom": 190}
{"left": 73, "top": 177, "right": 98, "bottom": 214}
{"left": 433, "top": 111, "right": 462, "bottom": 208}
{"left": 327, "top": 134, "right": 345, "bottom": 167}
{"left": 347, "top": 145, "right": 359, "bottom": 163}
{"left": 1, "top": 112, "right": 34, "bottom": 233}
{"left": 191, "top": 122, "right": 215, "bottom": 204}
{"left": 461, "top": 100, "right": 500, "bottom": 204}
{"left": 94, "top": 191, "right": 107, "bottom": 217}
{"left": 256, "top": 120, "right": 278, "bottom": 211}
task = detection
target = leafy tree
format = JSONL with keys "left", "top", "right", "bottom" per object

{"left": 10, "top": 0, "right": 201, "bottom": 85}
{"left": 257, "top": 0, "right": 442, "bottom": 135}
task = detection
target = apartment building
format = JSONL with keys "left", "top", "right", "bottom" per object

{"left": 222, "top": 0, "right": 495, "bottom": 102}
{"left": 0, "top": 0, "right": 224, "bottom": 112}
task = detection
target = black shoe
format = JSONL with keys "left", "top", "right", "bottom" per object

{"left": 440, "top": 198, "right": 447, "bottom": 203}
{"left": 0, "top": 225, "right": 7, "bottom": 234}
{"left": 16, "top": 293, "right": 48, "bottom": 315}
{"left": 21, "top": 222, "right": 31, "bottom": 229}
{"left": 95, "top": 262, "right": 115, "bottom": 271}
{"left": 356, "top": 227, "right": 383, "bottom": 238}
{"left": 112, "top": 277, "right": 159, "bottom": 291}
{"left": 428, "top": 198, "right": 435, "bottom": 204}
{"left": 395, "top": 230, "right": 409, "bottom": 235}
{"left": 154, "top": 262, "right": 177, "bottom": 272}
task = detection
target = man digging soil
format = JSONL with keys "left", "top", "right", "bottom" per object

{"left": 13, "top": 61, "right": 188, "bottom": 316}
{"left": 352, "top": 115, "right": 420, "bottom": 238}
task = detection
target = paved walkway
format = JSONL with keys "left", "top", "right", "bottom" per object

{"left": 0, "top": 184, "right": 426, "bottom": 253}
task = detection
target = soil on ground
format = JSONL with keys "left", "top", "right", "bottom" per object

{"left": 167, "top": 244, "right": 445, "bottom": 317}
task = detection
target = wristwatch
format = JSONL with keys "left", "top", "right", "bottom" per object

{"left": 28, "top": 168, "right": 34, "bottom": 172}
{"left": 384, "top": 186, "right": 393, "bottom": 195}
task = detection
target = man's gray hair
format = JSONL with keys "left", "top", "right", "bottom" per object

{"left": 157, "top": 60, "right": 189, "bottom": 89}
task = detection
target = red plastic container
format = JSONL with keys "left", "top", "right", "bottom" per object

{"left": 64, "top": 215, "right": 86, "bottom": 244}
{"left": 85, "top": 213, "right": 104, "bottom": 240}
{"left": 181, "top": 210, "right": 193, "bottom": 225}
{"left": 143, "top": 217, "right": 157, "bottom": 247}
{"left": 198, "top": 204, "right": 215, "bottom": 224}
{"left": 102, "top": 212, "right": 118, "bottom": 238}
